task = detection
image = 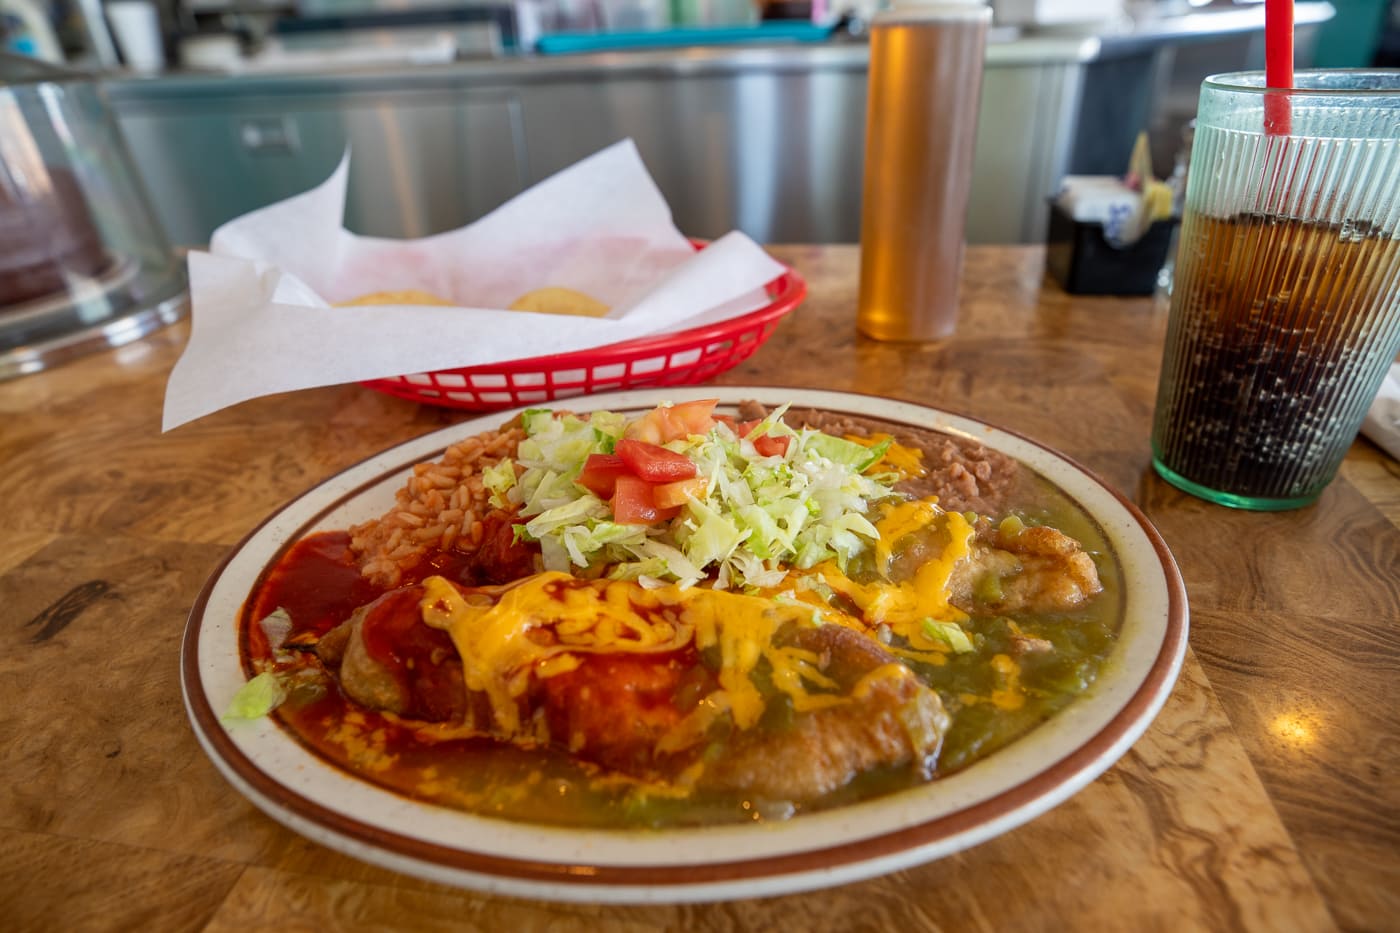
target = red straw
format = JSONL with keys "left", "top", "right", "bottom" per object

{"left": 1264, "top": 0, "right": 1294, "bottom": 134}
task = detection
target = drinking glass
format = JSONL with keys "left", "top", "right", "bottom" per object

{"left": 1151, "top": 70, "right": 1400, "bottom": 510}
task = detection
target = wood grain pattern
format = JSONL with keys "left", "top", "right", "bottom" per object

{"left": 0, "top": 830, "right": 243, "bottom": 933}
{"left": 3, "top": 245, "right": 1394, "bottom": 932}
{"left": 0, "top": 531, "right": 54, "bottom": 576}
{"left": 1340, "top": 442, "right": 1400, "bottom": 529}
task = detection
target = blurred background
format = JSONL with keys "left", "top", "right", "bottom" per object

{"left": 1, "top": 0, "right": 1394, "bottom": 251}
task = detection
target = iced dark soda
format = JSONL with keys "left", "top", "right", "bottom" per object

{"left": 1150, "top": 71, "right": 1400, "bottom": 510}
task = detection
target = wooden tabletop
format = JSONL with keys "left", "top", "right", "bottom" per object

{"left": 3, "top": 245, "right": 1396, "bottom": 932}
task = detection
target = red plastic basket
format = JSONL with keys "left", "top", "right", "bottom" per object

{"left": 360, "top": 256, "right": 806, "bottom": 412}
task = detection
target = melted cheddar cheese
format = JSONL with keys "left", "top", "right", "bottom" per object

{"left": 414, "top": 497, "right": 977, "bottom": 742}
{"left": 418, "top": 572, "right": 850, "bottom": 741}
{"left": 843, "top": 433, "right": 927, "bottom": 479}
{"left": 805, "top": 499, "right": 975, "bottom": 658}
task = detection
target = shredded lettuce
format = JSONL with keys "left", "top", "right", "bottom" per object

{"left": 522, "top": 496, "right": 608, "bottom": 539}
{"left": 680, "top": 497, "right": 748, "bottom": 569}
{"left": 511, "top": 405, "right": 899, "bottom": 588}
{"left": 519, "top": 408, "right": 556, "bottom": 435}
{"left": 481, "top": 458, "right": 517, "bottom": 509}
{"left": 588, "top": 411, "right": 627, "bottom": 448}
{"left": 257, "top": 607, "right": 293, "bottom": 652}
{"left": 222, "top": 671, "right": 287, "bottom": 722}
{"left": 559, "top": 520, "right": 647, "bottom": 567}
{"left": 804, "top": 432, "right": 892, "bottom": 473}
{"left": 631, "top": 539, "right": 705, "bottom": 589}
{"left": 922, "top": 618, "right": 975, "bottom": 654}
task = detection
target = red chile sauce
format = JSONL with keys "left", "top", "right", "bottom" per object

{"left": 244, "top": 531, "right": 485, "bottom": 667}
{"left": 240, "top": 531, "right": 674, "bottom": 826}
{"left": 245, "top": 532, "right": 383, "bottom": 657}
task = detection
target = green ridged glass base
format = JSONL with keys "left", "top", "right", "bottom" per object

{"left": 1150, "top": 457, "right": 1322, "bottom": 511}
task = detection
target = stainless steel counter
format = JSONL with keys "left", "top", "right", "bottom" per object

{"left": 103, "top": 2, "right": 1333, "bottom": 247}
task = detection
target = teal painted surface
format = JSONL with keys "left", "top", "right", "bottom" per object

{"left": 535, "top": 23, "right": 834, "bottom": 54}
{"left": 1311, "top": 0, "right": 1388, "bottom": 66}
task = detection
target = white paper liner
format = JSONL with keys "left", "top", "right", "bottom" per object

{"left": 163, "top": 140, "right": 787, "bottom": 431}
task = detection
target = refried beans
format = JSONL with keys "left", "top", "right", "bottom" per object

{"left": 745, "top": 402, "right": 1020, "bottom": 516}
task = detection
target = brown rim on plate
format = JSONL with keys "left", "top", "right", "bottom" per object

{"left": 181, "top": 389, "right": 1188, "bottom": 893}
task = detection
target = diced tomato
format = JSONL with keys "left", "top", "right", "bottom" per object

{"left": 576, "top": 453, "right": 629, "bottom": 499}
{"left": 615, "top": 438, "right": 698, "bottom": 483}
{"left": 625, "top": 399, "right": 719, "bottom": 444}
{"left": 732, "top": 419, "right": 789, "bottom": 456}
{"left": 664, "top": 399, "right": 718, "bottom": 438}
{"left": 751, "top": 433, "right": 791, "bottom": 457}
{"left": 653, "top": 476, "right": 706, "bottom": 509}
{"left": 612, "top": 475, "right": 682, "bottom": 525}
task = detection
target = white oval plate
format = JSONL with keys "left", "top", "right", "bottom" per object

{"left": 182, "top": 387, "right": 1188, "bottom": 904}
